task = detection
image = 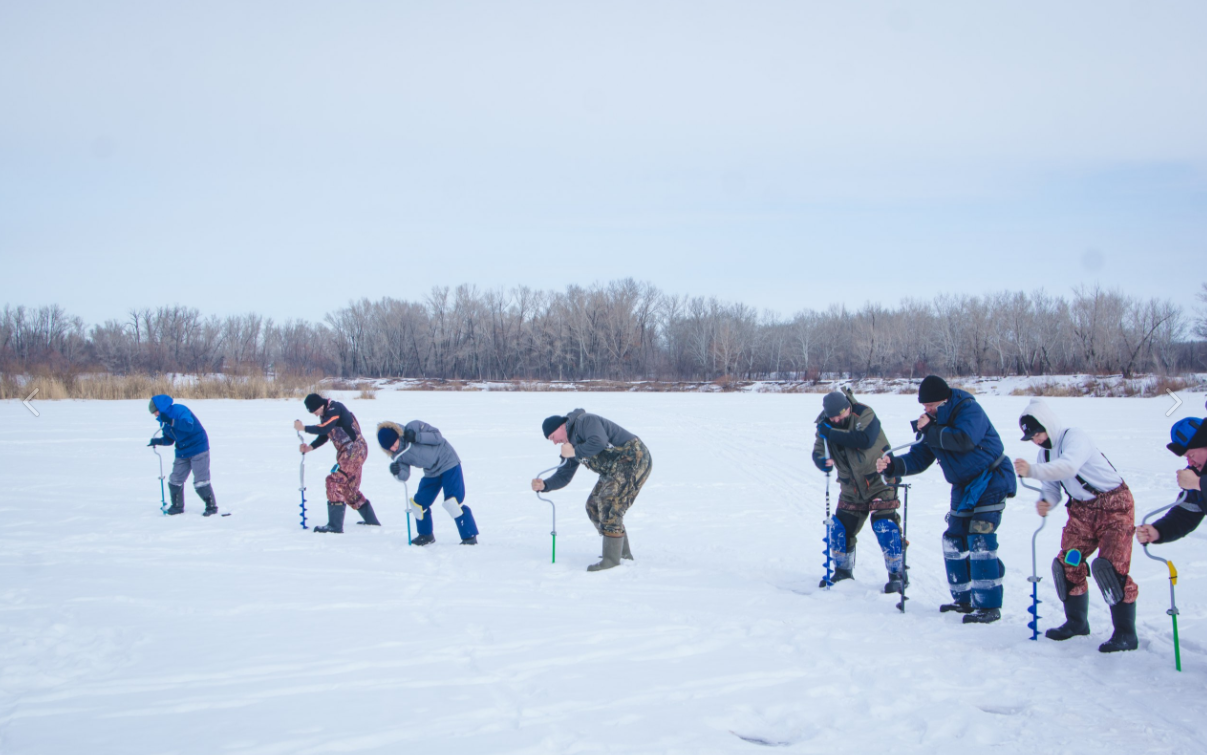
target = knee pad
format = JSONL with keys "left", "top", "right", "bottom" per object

{"left": 442, "top": 498, "right": 464, "bottom": 519}
{"left": 408, "top": 498, "right": 427, "bottom": 520}
{"left": 872, "top": 518, "right": 903, "bottom": 571}
{"left": 1051, "top": 556, "right": 1069, "bottom": 602}
{"left": 828, "top": 516, "right": 854, "bottom": 571}
{"left": 1091, "top": 557, "right": 1124, "bottom": 606}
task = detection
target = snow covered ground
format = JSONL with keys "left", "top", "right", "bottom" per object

{"left": 2, "top": 390, "right": 1206, "bottom": 754}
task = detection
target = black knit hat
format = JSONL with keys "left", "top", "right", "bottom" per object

{"left": 1019, "top": 415, "right": 1046, "bottom": 441}
{"left": 377, "top": 425, "right": 400, "bottom": 450}
{"left": 918, "top": 375, "right": 952, "bottom": 404}
{"left": 543, "top": 415, "right": 567, "bottom": 438}
{"left": 303, "top": 393, "right": 327, "bottom": 413}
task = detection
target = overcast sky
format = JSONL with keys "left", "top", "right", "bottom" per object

{"left": 1, "top": 1, "right": 1204, "bottom": 325}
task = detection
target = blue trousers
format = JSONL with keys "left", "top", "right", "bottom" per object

{"left": 413, "top": 465, "right": 479, "bottom": 540}
{"left": 943, "top": 511, "right": 1004, "bottom": 609}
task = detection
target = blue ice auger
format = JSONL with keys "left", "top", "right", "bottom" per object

{"left": 1018, "top": 477, "right": 1051, "bottom": 641}
{"left": 1142, "top": 493, "right": 1187, "bottom": 671}
{"left": 296, "top": 430, "right": 308, "bottom": 529}
{"left": 151, "top": 429, "right": 167, "bottom": 515}
{"left": 822, "top": 439, "right": 833, "bottom": 590}
{"left": 391, "top": 444, "right": 413, "bottom": 546}
{"left": 535, "top": 460, "right": 566, "bottom": 564}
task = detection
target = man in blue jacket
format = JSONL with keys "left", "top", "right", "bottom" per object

{"left": 877, "top": 376, "right": 1016, "bottom": 624}
{"left": 149, "top": 394, "right": 218, "bottom": 516}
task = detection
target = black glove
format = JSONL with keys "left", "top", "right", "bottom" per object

{"left": 389, "top": 459, "right": 403, "bottom": 477}
{"left": 403, "top": 428, "right": 416, "bottom": 444}
{"left": 148, "top": 438, "right": 161, "bottom": 447}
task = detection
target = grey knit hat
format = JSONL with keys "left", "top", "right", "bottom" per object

{"left": 822, "top": 391, "right": 850, "bottom": 419}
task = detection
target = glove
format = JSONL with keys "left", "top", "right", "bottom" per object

{"left": 817, "top": 422, "right": 831, "bottom": 438}
{"left": 148, "top": 438, "right": 161, "bottom": 446}
{"left": 403, "top": 428, "right": 416, "bottom": 444}
{"left": 389, "top": 460, "right": 403, "bottom": 477}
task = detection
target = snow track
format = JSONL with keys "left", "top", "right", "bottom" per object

{"left": 1, "top": 392, "right": 1205, "bottom": 753}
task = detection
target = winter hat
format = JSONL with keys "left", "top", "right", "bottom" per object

{"left": 303, "top": 393, "right": 327, "bottom": 413}
{"left": 917, "top": 375, "right": 952, "bottom": 404}
{"left": 148, "top": 398, "right": 158, "bottom": 414}
{"left": 1019, "top": 415, "right": 1046, "bottom": 441}
{"left": 1168, "top": 417, "right": 1206, "bottom": 456}
{"left": 377, "top": 425, "right": 400, "bottom": 451}
{"left": 822, "top": 391, "right": 850, "bottom": 419}
{"left": 542, "top": 415, "right": 567, "bottom": 438}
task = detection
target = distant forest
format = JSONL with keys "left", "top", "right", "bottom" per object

{"left": 3, "top": 281, "right": 1206, "bottom": 382}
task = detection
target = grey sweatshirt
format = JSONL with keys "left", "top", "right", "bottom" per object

{"left": 542, "top": 408, "right": 637, "bottom": 491}
{"left": 383, "top": 420, "right": 461, "bottom": 481}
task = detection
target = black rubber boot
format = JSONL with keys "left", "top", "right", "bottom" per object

{"left": 1046, "top": 593, "right": 1091, "bottom": 641}
{"left": 963, "top": 608, "right": 1001, "bottom": 624}
{"left": 411, "top": 534, "right": 435, "bottom": 546}
{"left": 1099, "top": 601, "right": 1138, "bottom": 653}
{"left": 313, "top": 503, "right": 345, "bottom": 533}
{"left": 939, "top": 602, "right": 975, "bottom": 614}
{"left": 166, "top": 484, "right": 185, "bottom": 515}
{"left": 819, "top": 568, "right": 854, "bottom": 588}
{"left": 355, "top": 501, "right": 381, "bottom": 526}
{"left": 197, "top": 485, "right": 219, "bottom": 517}
{"left": 884, "top": 571, "right": 907, "bottom": 594}
{"left": 588, "top": 535, "right": 624, "bottom": 572}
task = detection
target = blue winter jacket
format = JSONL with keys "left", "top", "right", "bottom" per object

{"left": 150, "top": 394, "right": 210, "bottom": 459}
{"left": 891, "top": 388, "right": 1016, "bottom": 514}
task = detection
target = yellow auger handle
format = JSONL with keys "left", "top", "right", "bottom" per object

{"left": 1169, "top": 561, "right": 1178, "bottom": 586}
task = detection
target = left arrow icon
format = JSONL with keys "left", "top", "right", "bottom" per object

{"left": 23, "top": 388, "right": 40, "bottom": 417}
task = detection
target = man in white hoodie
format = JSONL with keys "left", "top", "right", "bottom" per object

{"left": 1013, "top": 398, "right": 1138, "bottom": 653}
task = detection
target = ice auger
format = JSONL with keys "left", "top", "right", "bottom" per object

{"left": 1142, "top": 493, "right": 1187, "bottom": 671}
{"left": 296, "top": 430, "right": 308, "bottom": 529}
{"left": 534, "top": 460, "right": 566, "bottom": 564}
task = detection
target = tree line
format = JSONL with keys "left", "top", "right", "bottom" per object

{"left": 3, "top": 281, "right": 1205, "bottom": 382}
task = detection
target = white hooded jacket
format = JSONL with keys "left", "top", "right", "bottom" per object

{"left": 1019, "top": 398, "right": 1124, "bottom": 503}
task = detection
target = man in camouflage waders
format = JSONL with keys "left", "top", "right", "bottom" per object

{"left": 531, "top": 409, "right": 652, "bottom": 571}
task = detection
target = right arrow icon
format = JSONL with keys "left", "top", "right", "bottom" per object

{"left": 1166, "top": 389, "right": 1183, "bottom": 417}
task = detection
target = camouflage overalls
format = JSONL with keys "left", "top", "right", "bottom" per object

{"left": 326, "top": 417, "right": 369, "bottom": 510}
{"left": 1059, "top": 483, "right": 1139, "bottom": 603}
{"left": 580, "top": 438, "right": 652, "bottom": 536}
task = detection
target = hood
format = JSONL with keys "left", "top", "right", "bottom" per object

{"left": 151, "top": 394, "right": 174, "bottom": 413}
{"left": 376, "top": 421, "right": 405, "bottom": 457}
{"left": 1019, "top": 397, "right": 1063, "bottom": 442}
{"left": 565, "top": 408, "right": 586, "bottom": 429}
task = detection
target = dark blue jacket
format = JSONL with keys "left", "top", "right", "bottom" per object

{"left": 890, "top": 388, "right": 1016, "bottom": 513}
{"left": 150, "top": 395, "right": 210, "bottom": 458}
{"left": 1152, "top": 484, "right": 1204, "bottom": 544}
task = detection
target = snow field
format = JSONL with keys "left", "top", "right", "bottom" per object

{"left": 1, "top": 391, "right": 1206, "bottom": 754}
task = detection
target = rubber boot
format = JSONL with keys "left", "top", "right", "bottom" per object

{"left": 197, "top": 485, "right": 219, "bottom": 517}
{"left": 819, "top": 568, "right": 854, "bottom": 588}
{"left": 884, "top": 571, "right": 907, "bottom": 594}
{"left": 1098, "top": 601, "right": 1138, "bottom": 653}
{"left": 939, "top": 602, "right": 975, "bottom": 614}
{"left": 355, "top": 501, "right": 381, "bottom": 526}
{"left": 313, "top": 502, "right": 345, "bottom": 533}
{"left": 962, "top": 608, "right": 1001, "bottom": 624}
{"left": 622, "top": 533, "right": 633, "bottom": 560}
{"left": 588, "top": 535, "right": 624, "bottom": 572}
{"left": 1045, "top": 593, "right": 1091, "bottom": 641}
{"left": 166, "top": 484, "right": 185, "bottom": 515}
